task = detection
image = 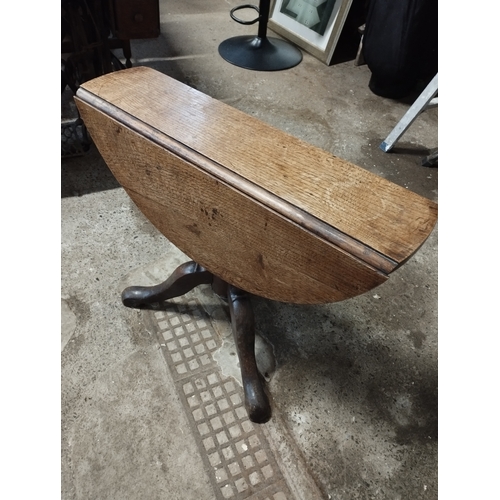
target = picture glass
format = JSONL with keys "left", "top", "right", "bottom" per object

{"left": 279, "top": 0, "right": 337, "bottom": 36}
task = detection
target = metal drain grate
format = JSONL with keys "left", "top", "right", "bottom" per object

{"left": 151, "top": 296, "right": 292, "bottom": 500}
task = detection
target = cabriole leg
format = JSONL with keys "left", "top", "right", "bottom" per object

{"left": 121, "top": 261, "right": 213, "bottom": 308}
{"left": 122, "top": 261, "right": 272, "bottom": 422}
{"left": 228, "top": 285, "right": 271, "bottom": 423}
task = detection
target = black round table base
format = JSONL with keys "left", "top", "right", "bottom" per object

{"left": 218, "top": 35, "right": 302, "bottom": 71}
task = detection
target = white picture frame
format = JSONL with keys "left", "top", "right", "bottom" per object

{"left": 268, "top": 0, "right": 353, "bottom": 65}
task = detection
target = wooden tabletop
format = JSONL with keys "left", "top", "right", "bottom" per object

{"left": 76, "top": 67, "right": 437, "bottom": 303}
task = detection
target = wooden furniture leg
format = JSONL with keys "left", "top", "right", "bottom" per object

{"left": 122, "top": 261, "right": 212, "bottom": 307}
{"left": 228, "top": 286, "right": 272, "bottom": 424}
{"left": 121, "top": 40, "right": 132, "bottom": 68}
{"left": 121, "top": 261, "right": 271, "bottom": 423}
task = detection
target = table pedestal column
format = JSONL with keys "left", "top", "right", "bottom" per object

{"left": 122, "top": 261, "right": 272, "bottom": 423}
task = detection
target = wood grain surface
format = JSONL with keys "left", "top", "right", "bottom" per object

{"left": 78, "top": 67, "right": 437, "bottom": 264}
{"left": 75, "top": 98, "right": 387, "bottom": 303}
{"left": 75, "top": 67, "right": 437, "bottom": 303}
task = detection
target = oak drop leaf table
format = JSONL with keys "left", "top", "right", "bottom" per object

{"left": 75, "top": 67, "right": 437, "bottom": 423}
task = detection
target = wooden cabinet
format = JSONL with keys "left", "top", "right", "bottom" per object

{"left": 62, "top": 0, "right": 161, "bottom": 91}
{"left": 108, "top": 0, "right": 160, "bottom": 40}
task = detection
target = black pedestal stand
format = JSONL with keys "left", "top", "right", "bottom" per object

{"left": 218, "top": 0, "right": 302, "bottom": 71}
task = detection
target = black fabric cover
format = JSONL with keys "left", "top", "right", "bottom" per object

{"left": 363, "top": 0, "right": 438, "bottom": 98}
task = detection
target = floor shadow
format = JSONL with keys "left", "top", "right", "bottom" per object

{"left": 61, "top": 33, "right": 194, "bottom": 199}
{"left": 385, "top": 143, "right": 433, "bottom": 157}
{"left": 61, "top": 144, "right": 121, "bottom": 198}
{"left": 253, "top": 297, "right": 438, "bottom": 445}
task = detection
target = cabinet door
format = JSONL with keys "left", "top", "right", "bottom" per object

{"left": 110, "top": 0, "right": 160, "bottom": 40}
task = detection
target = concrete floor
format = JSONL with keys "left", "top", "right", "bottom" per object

{"left": 61, "top": 1, "right": 438, "bottom": 499}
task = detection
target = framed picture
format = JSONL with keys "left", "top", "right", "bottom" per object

{"left": 268, "top": 0, "right": 353, "bottom": 65}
